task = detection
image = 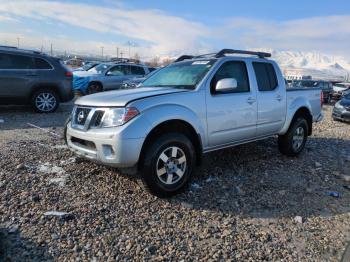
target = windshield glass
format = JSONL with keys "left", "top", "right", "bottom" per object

{"left": 141, "top": 59, "right": 217, "bottom": 89}
{"left": 88, "top": 63, "right": 110, "bottom": 74}
{"left": 82, "top": 63, "right": 97, "bottom": 71}
{"left": 335, "top": 83, "right": 346, "bottom": 88}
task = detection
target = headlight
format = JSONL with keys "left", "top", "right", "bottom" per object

{"left": 335, "top": 102, "right": 344, "bottom": 109}
{"left": 101, "top": 107, "right": 139, "bottom": 127}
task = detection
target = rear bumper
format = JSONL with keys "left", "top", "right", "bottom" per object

{"left": 59, "top": 79, "right": 74, "bottom": 102}
{"left": 314, "top": 112, "right": 324, "bottom": 122}
{"left": 66, "top": 123, "right": 144, "bottom": 168}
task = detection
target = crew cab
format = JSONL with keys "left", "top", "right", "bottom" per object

{"left": 65, "top": 49, "right": 323, "bottom": 197}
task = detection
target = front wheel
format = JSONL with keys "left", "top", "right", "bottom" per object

{"left": 139, "top": 133, "right": 196, "bottom": 198}
{"left": 278, "top": 117, "right": 309, "bottom": 156}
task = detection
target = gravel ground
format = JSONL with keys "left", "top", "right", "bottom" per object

{"left": 0, "top": 104, "right": 350, "bottom": 261}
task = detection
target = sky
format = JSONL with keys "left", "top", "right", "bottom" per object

{"left": 0, "top": 0, "right": 350, "bottom": 60}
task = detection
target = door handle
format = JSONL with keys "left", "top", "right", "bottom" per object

{"left": 26, "top": 73, "right": 37, "bottom": 77}
{"left": 247, "top": 97, "right": 256, "bottom": 104}
{"left": 276, "top": 95, "right": 282, "bottom": 101}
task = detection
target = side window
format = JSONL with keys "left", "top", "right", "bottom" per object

{"left": 35, "top": 58, "right": 52, "bottom": 69}
{"left": 210, "top": 61, "right": 250, "bottom": 94}
{"left": 130, "top": 66, "right": 145, "bottom": 75}
{"left": 253, "top": 62, "right": 278, "bottom": 91}
{"left": 0, "top": 54, "right": 12, "bottom": 69}
{"left": 0, "top": 53, "right": 34, "bottom": 69}
{"left": 107, "top": 65, "right": 125, "bottom": 76}
{"left": 9, "top": 54, "right": 34, "bottom": 69}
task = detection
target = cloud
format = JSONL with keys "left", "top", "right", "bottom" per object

{"left": 224, "top": 16, "right": 350, "bottom": 58}
{"left": 0, "top": 1, "right": 349, "bottom": 60}
{"left": 0, "top": 0, "right": 210, "bottom": 56}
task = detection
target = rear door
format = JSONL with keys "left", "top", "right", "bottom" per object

{"left": 0, "top": 53, "right": 36, "bottom": 101}
{"left": 206, "top": 60, "right": 257, "bottom": 147}
{"left": 253, "top": 62, "right": 286, "bottom": 136}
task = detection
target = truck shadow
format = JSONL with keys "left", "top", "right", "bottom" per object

{"left": 0, "top": 227, "right": 53, "bottom": 261}
{"left": 172, "top": 136, "right": 350, "bottom": 219}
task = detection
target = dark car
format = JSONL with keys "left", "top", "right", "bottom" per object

{"left": 293, "top": 80, "right": 333, "bottom": 103}
{"left": 332, "top": 93, "right": 350, "bottom": 122}
{"left": 0, "top": 46, "right": 73, "bottom": 113}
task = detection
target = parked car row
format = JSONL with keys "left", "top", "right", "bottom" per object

{"left": 72, "top": 59, "right": 156, "bottom": 95}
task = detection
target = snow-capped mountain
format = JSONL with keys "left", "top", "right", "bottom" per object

{"left": 255, "top": 49, "right": 350, "bottom": 81}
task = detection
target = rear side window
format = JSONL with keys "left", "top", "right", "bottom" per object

{"left": 0, "top": 54, "right": 12, "bottom": 69}
{"left": 130, "top": 66, "right": 145, "bottom": 75}
{"left": 0, "top": 53, "right": 34, "bottom": 69}
{"left": 35, "top": 58, "right": 52, "bottom": 69}
{"left": 253, "top": 62, "right": 278, "bottom": 91}
{"left": 107, "top": 65, "right": 126, "bottom": 76}
{"left": 211, "top": 61, "right": 250, "bottom": 94}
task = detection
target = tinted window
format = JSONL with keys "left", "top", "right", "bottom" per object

{"left": 0, "top": 53, "right": 34, "bottom": 69}
{"left": 211, "top": 61, "right": 250, "bottom": 93}
{"left": 35, "top": 58, "right": 52, "bottom": 69}
{"left": 253, "top": 62, "right": 278, "bottom": 91}
{"left": 130, "top": 66, "right": 145, "bottom": 75}
{"left": 0, "top": 54, "right": 12, "bottom": 69}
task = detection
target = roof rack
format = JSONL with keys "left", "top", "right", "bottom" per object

{"left": 215, "top": 49, "right": 271, "bottom": 58}
{"left": 174, "top": 55, "right": 194, "bottom": 62}
{"left": 110, "top": 58, "right": 138, "bottom": 64}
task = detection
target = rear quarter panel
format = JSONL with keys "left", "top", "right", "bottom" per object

{"left": 279, "top": 88, "right": 322, "bottom": 134}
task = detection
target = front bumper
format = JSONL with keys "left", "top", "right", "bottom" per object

{"left": 66, "top": 122, "right": 145, "bottom": 168}
{"left": 332, "top": 108, "right": 350, "bottom": 122}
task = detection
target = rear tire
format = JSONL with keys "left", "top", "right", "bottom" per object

{"left": 87, "top": 82, "right": 103, "bottom": 94}
{"left": 139, "top": 133, "right": 196, "bottom": 198}
{"left": 31, "top": 89, "right": 59, "bottom": 113}
{"left": 278, "top": 117, "right": 309, "bottom": 156}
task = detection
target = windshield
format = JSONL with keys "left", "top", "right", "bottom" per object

{"left": 141, "top": 59, "right": 217, "bottom": 89}
{"left": 82, "top": 63, "right": 97, "bottom": 71}
{"left": 335, "top": 83, "right": 347, "bottom": 88}
{"left": 88, "top": 63, "right": 110, "bottom": 74}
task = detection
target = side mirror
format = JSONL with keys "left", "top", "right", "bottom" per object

{"left": 216, "top": 78, "right": 238, "bottom": 92}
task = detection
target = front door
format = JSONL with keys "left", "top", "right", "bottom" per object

{"left": 206, "top": 60, "right": 257, "bottom": 147}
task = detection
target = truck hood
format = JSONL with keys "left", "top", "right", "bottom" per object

{"left": 75, "top": 87, "right": 188, "bottom": 107}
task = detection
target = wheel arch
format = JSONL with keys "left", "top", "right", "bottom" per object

{"left": 30, "top": 84, "right": 61, "bottom": 101}
{"left": 289, "top": 107, "right": 313, "bottom": 136}
{"left": 138, "top": 119, "right": 203, "bottom": 170}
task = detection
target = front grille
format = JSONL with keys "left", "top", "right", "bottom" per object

{"left": 92, "top": 110, "right": 105, "bottom": 127}
{"left": 72, "top": 107, "right": 106, "bottom": 129}
{"left": 74, "top": 107, "right": 91, "bottom": 126}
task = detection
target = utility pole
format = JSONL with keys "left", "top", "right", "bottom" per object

{"left": 101, "top": 46, "right": 104, "bottom": 59}
{"left": 116, "top": 46, "right": 119, "bottom": 58}
{"left": 128, "top": 41, "right": 131, "bottom": 58}
{"left": 17, "top": 37, "right": 20, "bottom": 48}
{"left": 50, "top": 43, "right": 53, "bottom": 56}
{"left": 120, "top": 51, "right": 123, "bottom": 58}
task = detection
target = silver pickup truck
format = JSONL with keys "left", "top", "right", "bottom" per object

{"left": 65, "top": 49, "right": 323, "bottom": 197}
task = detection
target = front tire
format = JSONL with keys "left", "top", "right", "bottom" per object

{"left": 139, "top": 133, "right": 196, "bottom": 198}
{"left": 278, "top": 117, "right": 309, "bottom": 156}
{"left": 31, "top": 89, "right": 59, "bottom": 113}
